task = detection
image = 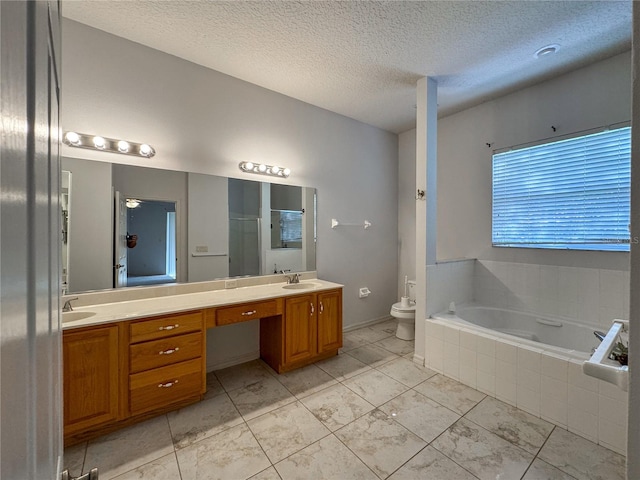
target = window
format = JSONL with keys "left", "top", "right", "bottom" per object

{"left": 271, "top": 210, "right": 303, "bottom": 248}
{"left": 492, "top": 126, "right": 631, "bottom": 251}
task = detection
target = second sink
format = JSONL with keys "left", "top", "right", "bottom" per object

{"left": 62, "top": 311, "right": 96, "bottom": 323}
{"left": 282, "top": 282, "right": 320, "bottom": 290}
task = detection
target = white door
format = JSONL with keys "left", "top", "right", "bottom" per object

{"left": 114, "top": 191, "right": 128, "bottom": 288}
{"left": 1, "top": 1, "right": 63, "bottom": 478}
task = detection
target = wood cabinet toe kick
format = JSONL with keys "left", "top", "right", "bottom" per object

{"left": 63, "top": 287, "right": 342, "bottom": 445}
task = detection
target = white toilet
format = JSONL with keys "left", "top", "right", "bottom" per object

{"left": 390, "top": 279, "right": 416, "bottom": 340}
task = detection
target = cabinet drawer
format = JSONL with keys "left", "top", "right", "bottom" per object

{"left": 130, "top": 332, "right": 202, "bottom": 374}
{"left": 129, "top": 358, "right": 202, "bottom": 415}
{"left": 130, "top": 311, "right": 203, "bottom": 344}
{"left": 216, "top": 300, "right": 278, "bottom": 326}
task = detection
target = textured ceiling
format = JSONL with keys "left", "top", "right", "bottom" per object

{"left": 62, "top": 1, "right": 632, "bottom": 133}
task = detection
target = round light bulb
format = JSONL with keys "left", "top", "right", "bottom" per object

{"left": 258, "top": 164, "right": 267, "bottom": 172}
{"left": 139, "top": 144, "right": 152, "bottom": 156}
{"left": 244, "top": 162, "right": 254, "bottom": 171}
{"left": 117, "top": 140, "right": 130, "bottom": 153}
{"left": 65, "top": 131, "right": 81, "bottom": 145}
{"left": 283, "top": 168, "right": 291, "bottom": 177}
{"left": 93, "top": 136, "right": 106, "bottom": 149}
{"left": 270, "top": 166, "right": 280, "bottom": 175}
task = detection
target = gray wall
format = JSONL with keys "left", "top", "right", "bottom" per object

{"left": 397, "top": 129, "right": 417, "bottom": 298}
{"left": 61, "top": 20, "right": 398, "bottom": 368}
{"left": 188, "top": 173, "right": 229, "bottom": 282}
{"left": 61, "top": 157, "right": 113, "bottom": 292}
{"left": 400, "top": 52, "right": 632, "bottom": 275}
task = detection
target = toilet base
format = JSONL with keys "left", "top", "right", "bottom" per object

{"left": 395, "top": 319, "right": 415, "bottom": 341}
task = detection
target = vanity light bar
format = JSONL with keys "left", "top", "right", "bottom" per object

{"left": 239, "top": 161, "right": 291, "bottom": 178}
{"left": 63, "top": 131, "right": 156, "bottom": 158}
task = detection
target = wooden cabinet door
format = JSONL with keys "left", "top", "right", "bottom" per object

{"left": 284, "top": 295, "right": 316, "bottom": 365}
{"left": 317, "top": 289, "right": 343, "bottom": 354}
{"left": 63, "top": 325, "right": 119, "bottom": 436}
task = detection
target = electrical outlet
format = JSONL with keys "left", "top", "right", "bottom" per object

{"left": 195, "top": 245, "right": 208, "bottom": 253}
{"left": 225, "top": 279, "right": 237, "bottom": 289}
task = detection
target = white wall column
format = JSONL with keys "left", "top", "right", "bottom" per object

{"left": 415, "top": 77, "right": 438, "bottom": 364}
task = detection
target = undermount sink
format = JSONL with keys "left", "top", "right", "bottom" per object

{"left": 62, "top": 311, "right": 96, "bottom": 323}
{"left": 282, "top": 282, "right": 320, "bottom": 290}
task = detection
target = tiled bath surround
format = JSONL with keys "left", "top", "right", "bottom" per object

{"left": 473, "top": 260, "right": 629, "bottom": 330}
{"left": 426, "top": 259, "right": 475, "bottom": 316}
{"left": 424, "top": 259, "right": 629, "bottom": 456}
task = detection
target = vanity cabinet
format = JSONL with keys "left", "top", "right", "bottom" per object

{"left": 63, "top": 324, "right": 120, "bottom": 437}
{"left": 127, "top": 311, "right": 206, "bottom": 416}
{"left": 261, "top": 288, "right": 343, "bottom": 373}
{"left": 64, "top": 310, "right": 206, "bottom": 446}
{"left": 63, "top": 285, "right": 341, "bottom": 444}
{"left": 317, "top": 289, "right": 343, "bottom": 354}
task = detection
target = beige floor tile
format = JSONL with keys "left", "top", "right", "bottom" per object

{"left": 316, "top": 352, "right": 372, "bottom": 381}
{"left": 177, "top": 423, "right": 270, "bottom": 480}
{"left": 247, "top": 401, "right": 330, "bottom": 463}
{"left": 538, "top": 427, "right": 626, "bottom": 480}
{"left": 414, "top": 374, "right": 485, "bottom": 415}
{"left": 214, "top": 359, "right": 274, "bottom": 392}
{"left": 63, "top": 442, "right": 86, "bottom": 478}
{"left": 465, "top": 396, "right": 554, "bottom": 454}
{"left": 431, "top": 418, "right": 533, "bottom": 480}
{"left": 379, "top": 390, "right": 460, "bottom": 443}
{"left": 110, "top": 453, "right": 181, "bottom": 480}
{"left": 369, "top": 319, "right": 398, "bottom": 335}
{"left": 167, "top": 393, "right": 243, "bottom": 449}
{"left": 203, "top": 371, "right": 225, "bottom": 400}
{"left": 275, "top": 363, "right": 338, "bottom": 399}
{"left": 522, "top": 458, "right": 578, "bottom": 480}
{"left": 375, "top": 357, "right": 437, "bottom": 387}
{"left": 349, "top": 326, "right": 394, "bottom": 344}
{"left": 275, "top": 434, "right": 377, "bottom": 480}
{"left": 249, "top": 466, "right": 282, "bottom": 480}
{"left": 341, "top": 332, "right": 371, "bottom": 352}
{"left": 343, "top": 370, "right": 409, "bottom": 406}
{"left": 388, "top": 445, "right": 477, "bottom": 480}
{"left": 301, "top": 383, "right": 374, "bottom": 431}
{"left": 84, "top": 416, "right": 174, "bottom": 480}
{"left": 228, "top": 375, "right": 296, "bottom": 421}
{"left": 374, "top": 336, "right": 415, "bottom": 356}
{"left": 335, "top": 409, "right": 426, "bottom": 479}
{"left": 346, "top": 344, "right": 399, "bottom": 368}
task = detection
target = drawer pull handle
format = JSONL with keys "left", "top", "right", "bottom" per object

{"left": 158, "top": 324, "right": 179, "bottom": 331}
{"left": 241, "top": 310, "right": 257, "bottom": 316}
{"left": 158, "top": 380, "right": 179, "bottom": 388}
{"left": 159, "top": 347, "right": 179, "bottom": 355}
{"left": 310, "top": 303, "right": 315, "bottom": 315}
{"left": 320, "top": 302, "right": 324, "bottom": 313}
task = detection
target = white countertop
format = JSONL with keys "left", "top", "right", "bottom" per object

{"left": 62, "top": 279, "right": 343, "bottom": 330}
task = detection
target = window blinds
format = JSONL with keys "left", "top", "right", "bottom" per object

{"left": 492, "top": 126, "right": 631, "bottom": 251}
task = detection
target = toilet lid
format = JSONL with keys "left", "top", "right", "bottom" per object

{"left": 391, "top": 302, "right": 416, "bottom": 314}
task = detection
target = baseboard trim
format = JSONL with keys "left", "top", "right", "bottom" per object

{"left": 412, "top": 354, "right": 425, "bottom": 366}
{"left": 343, "top": 315, "right": 394, "bottom": 333}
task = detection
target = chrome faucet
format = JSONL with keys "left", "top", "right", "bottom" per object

{"left": 63, "top": 297, "right": 78, "bottom": 312}
{"left": 286, "top": 273, "right": 300, "bottom": 284}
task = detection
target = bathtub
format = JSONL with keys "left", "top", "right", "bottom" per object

{"left": 433, "top": 304, "right": 598, "bottom": 360}
{"left": 425, "top": 303, "right": 628, "bottom": 455}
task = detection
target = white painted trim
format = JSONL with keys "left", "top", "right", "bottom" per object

{"left": 343, "top": 315, "right": 394, "bottom": 332}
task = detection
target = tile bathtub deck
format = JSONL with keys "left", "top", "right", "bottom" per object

{"left": 65, "top": 319, "right": 626, "bottom": 480}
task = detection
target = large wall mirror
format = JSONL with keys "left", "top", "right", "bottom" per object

{"left": 61, "top": 157, "right": 316, "bottom": 294}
